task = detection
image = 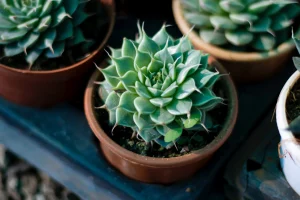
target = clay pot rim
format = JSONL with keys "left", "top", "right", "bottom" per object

{"left": 84, "top": 57, "right": 238, "bottom": 168}
{"left": 172, "top": 0, "right": 296, "bottom": 62}
{"left": 0, "top": 0, "right": 116, "bottom": 75}
{"left": 276, "top": 71, "right": 300, "bottom": 156}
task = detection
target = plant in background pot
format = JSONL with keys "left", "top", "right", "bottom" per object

{"left": 84, "top": 23, "right": 238, "bottom": 184}
{"left": 173, "top": 0, "right": 300, "bottom": 82}
{"left": 0, "top": 0, "right": 115, "bottom": 107}
{"left": 276, "top": 34, "right": 300, "bottom": 195}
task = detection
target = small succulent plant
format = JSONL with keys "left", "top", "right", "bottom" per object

{"left": 97, "top": 23, "right": 223, "bottom": 148}
{"left": 288, "top": 33, "right": 300, "bottom": 134}
{"left": 181, "top": 0, "right": 300, "bottom": 51}
{"left": 0, "top": 0, "right": 91, "bottom": 67}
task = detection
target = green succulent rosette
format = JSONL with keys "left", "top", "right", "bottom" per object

{"left": 181, "top": 0, "right": 300, "bottom": 51}
{"left": 98, "top": 23, "right": 223, "bottom": 148}
{"left": 0, "top": 0, "right": 91, "bottom": 66}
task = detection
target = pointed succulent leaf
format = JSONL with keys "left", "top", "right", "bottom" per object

{"left": 249, "top": 17, "right": 271, "bottom": 32}
{"left": 116, "top": 108, "right": 135, "bottom": 127}
{"left": 150, "top": 98, "right": 173, "bottom": 107}
{"left": 210, "top": 16, "right": 237, "bottom": 30}
{"left": 100, "top": 65, "right": 120, "bottom": 87}
{"left": 154, "top": 43, "right": 174, "bottom": 64}
{"left": 191, "top": 88, "right": 223, "bottom": 107}
{"left": 4, "top": 43, "right": 23, "bottom": 56}
{"left": 135, "top": 81, "right": 152, "bottom": 98}
{"left": 271, "top": 14, "right": 293, "bottom": 31}
{"left": 252, "top": 34, "right": 276, "bottom": 51}
{"left": 183, "top": 108, "right": 203, "bottom": 129}
{"left": 199, "top": 0, "right": 222, "bottom": 14}
{"left": 133, "top": 113, "right": 156, "bottom": 130}
{"left": 161, "top": 82, "right": 178, "bottom": 97}
{"left": 225, "top": 31, "right": 253, "bottom": 46}
{"left": 219, "top": 0, "right": 245, "bottom": 13}
{"left": 18, "top": 32, "right": 40, "bottom": 51}
{"left": 64, "top": 0, "right": 79, "bottom": 15}
{"left": 175, "top": 78, "right": 198, "bottom": 99}
{"left": 177, "top": 64, "right": 200, "bottom": 84}
{"left": 164, "top": 122, "right": 183, "bottom": 142}
{"left": 138, "top": 129, "right": 161, "bottom": 143}
{"left": 135, "top": 49, "right": 151, "bottom": 68}
{"left": 166, "top": 98, "right": 193, "bottom": 116}
{"left": 229, "top": 13, "right": 258, "bottom": 25}
{"left": 192, "top": 69, "right": 220, "bottom": 89}
{"left": 152, "top": 25, "right": 173, "bottom": 48}
{"left": 293, "top": 57, "right": 300, "bottom": 71}
{"left": 68, "top": 28, "right": 86, "bottom": 46}
{"left": 119, "top": 91, "right": 138, "bottom": 112}
{"left": 26, "top": 49, "right": 43, "bottom": 67}
{"left": 147, "top": 87, "right": 163, "bottom": 97}
{"left": 56, "top": 20, "right": 73, "bottom": 41}
{"left": 36, "top": 29, "right": 56, "bottom": 50}
{"left": 185, "top": 50, "right": 201, "bottom": 68}
{"left": 200, "top": 30, "right": 227, "bottom": 45}
{"left": 147, "top": 58, "right": 163, "bottom": 73}
{"left": 122, "top": 38, "right": 136, "bottom": 58}
{"left": 105, "top": 92, "right": 120, "bottom": 110}
{"left": 45, "top": 41, "right": 65, "bottom": 58}
{"left": 134, "top": 97, "right": 156, "bottom": 114}
{"left": 119, "top": 71, "right": 138, "bottom": 93}
{"left": 138, "top": 30, "right": 160, "bottom": 55}
{"left": 113, "top": 57, "right": 135, "bottom": 76}
{"left": 154, "top": 138, "right": 174, "bottom": 149}
{"left": 293, "top": 33, "right": 300, "bottom": 54}
{"left": 184, "top": 12, "right": 211, "bottom": 27}
{"left": 150, "top": 108, "right": 175, "bottom": 125}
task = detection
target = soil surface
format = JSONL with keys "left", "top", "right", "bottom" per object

{"left": 286, "top": 79, "right": 300, "bottom": 123}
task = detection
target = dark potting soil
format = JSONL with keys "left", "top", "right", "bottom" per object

{"left": 286, "top": 79, "right": 300, "bottom": 123}
{"left": 0, "top": 0, "right": 108, "bottom": 71}
{"left": 93, "top": 80, "right": 229, "bottom": 158}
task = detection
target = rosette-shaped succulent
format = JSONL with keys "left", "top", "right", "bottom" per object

{"left": 98, "top": 23, "right": 223, "bottom": 148}
{"left": 0, "top": 0, "right": 90, "bottom": 66}
{"left": 181, "top": 0, "right": 300, "bottom": 51}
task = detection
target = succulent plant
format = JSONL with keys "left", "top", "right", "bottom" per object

{"left": 288, "top": 33, "right": 300, "bottom": 134}
{"left": 181, "top": 0, "right": 300, "bottom": 51}
{"left": 0, "top": 0, "right": 91, "bottom": 67}
{"left": 97, "top": 23, "right": 223, "bottom": 148}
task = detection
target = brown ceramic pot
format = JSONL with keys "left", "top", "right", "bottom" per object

{"left": 172, "top": 0, "right": 296, "bottom": 83}
{"left": 84, "top": 57, "right": 238, "bottom": 184}
{"left": 0, "top": 0, "right": 115, "bottom": 108}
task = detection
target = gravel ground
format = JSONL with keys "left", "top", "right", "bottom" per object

{"left": 0, "top": 145, "right": 81, "bottom": 200}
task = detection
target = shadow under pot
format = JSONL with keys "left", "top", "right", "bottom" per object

{"left": 84, "top": 58, "right": 239, "bottom": 184}
{"left": 0, "top": 0, "right": 116, "bottom": 108}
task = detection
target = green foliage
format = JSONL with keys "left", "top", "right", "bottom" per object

{"left": 0, "top": 0, "right": 91, "bottom": 66}
{"left": 181, "top": 0, "right": 300, "bottom": 51}
{"left": 98, "top": 23, "right": 223, "bottom": 148}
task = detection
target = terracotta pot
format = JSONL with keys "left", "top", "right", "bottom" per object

{"left": 276, "top": 70, "right": 300, "bottom": 195}
{"left": 0, "top": 0, "right": 115, "bottom": 108}
{"left": 172, "top": 0, "right": 296, "bottom": 83}
{"left": 84, "top": 57, "right": 238, "bottom": 184}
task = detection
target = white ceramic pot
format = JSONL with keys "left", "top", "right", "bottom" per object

{"left": 276, "top": 70, "right": 300, "bottom": 195}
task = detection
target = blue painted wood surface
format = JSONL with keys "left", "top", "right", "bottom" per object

{"left": 224, "top": 112, "right": 299, "bottom": 200}
{"left": 0, "top": 18, "right": 297, "bottom": 200}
